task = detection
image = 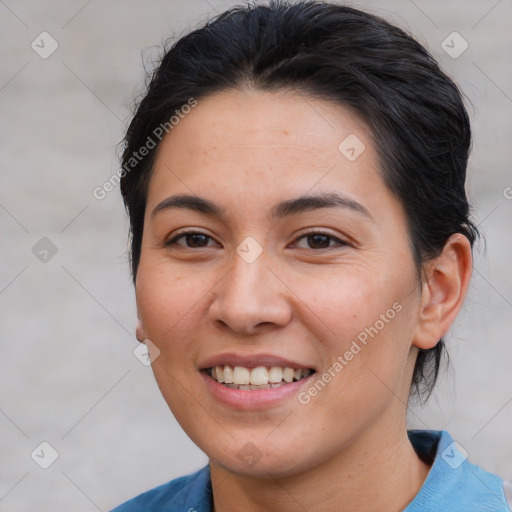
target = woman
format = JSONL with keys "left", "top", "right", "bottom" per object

{"left": 112, "top": 1, "right": 511, "bottom": 510}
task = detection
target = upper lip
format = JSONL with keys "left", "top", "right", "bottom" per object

{"left": 199, "top": 353, "right": 315, "bottom": 371}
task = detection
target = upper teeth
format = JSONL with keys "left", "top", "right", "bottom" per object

{"left": 211, "top": 365, "right": 312, "bottom": 386}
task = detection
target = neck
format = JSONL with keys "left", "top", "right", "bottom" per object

{"left": 209, "top": 416, "right": 431, "bottom": 512}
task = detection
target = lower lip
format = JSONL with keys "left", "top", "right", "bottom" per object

{"left": 200, "top": 371, "right": 315, "bottom": 411}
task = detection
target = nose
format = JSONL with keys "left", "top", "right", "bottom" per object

{"left": 208, "top": 250, "right": 293, "bottom": 335}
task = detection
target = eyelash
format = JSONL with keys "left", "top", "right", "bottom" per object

{"left": 165, "top": 230, "right": 348, "bottom": 251}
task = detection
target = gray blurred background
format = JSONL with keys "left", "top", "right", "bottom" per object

{"left": 1, "top": 0, "right": 511, "bottom": 510}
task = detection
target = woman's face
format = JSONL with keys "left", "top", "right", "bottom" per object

{"left": 135, "top": 89, "right": 423, "bottom": 477}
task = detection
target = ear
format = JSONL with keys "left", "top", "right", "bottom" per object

{"left": 413, "top": 233, "right": 473, "bottom": 350}
{"left": 136, "top": 315, "right": 147, "bottom": 343}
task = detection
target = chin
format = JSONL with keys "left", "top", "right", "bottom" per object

{"left": 207, "top": 436, "right": 321, "bottom": 480}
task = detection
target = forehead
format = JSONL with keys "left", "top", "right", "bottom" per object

{"left": 148, "top": 88, "right": 385, "bottom": 213}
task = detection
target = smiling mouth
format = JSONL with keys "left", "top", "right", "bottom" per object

{"left": 206, "top": 365, "right": 315, "bottom": 390}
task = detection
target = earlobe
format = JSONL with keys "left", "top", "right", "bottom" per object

{"left": 413, "top": 234, "right": 473, "bottom": 350}
{"left": 136, "top": 316, "right": 147, "bottom": 343}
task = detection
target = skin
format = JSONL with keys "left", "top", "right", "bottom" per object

{"left": 135, "top": 88, "right": 472, "bottom": 512}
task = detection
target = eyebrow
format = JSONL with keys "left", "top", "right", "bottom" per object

{"left": 151, "top": 192, "right": 373, "bottom": 221}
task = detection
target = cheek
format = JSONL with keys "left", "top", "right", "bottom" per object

{"left": 291, "top": 266, "right": 405, "bottom": 342}
{"left": 135, "top": 266, "right": 213, "bottom": 424}
{"left": 135, "top": 262, "right": 212, "bottom": 356}
{"left": 291, "top": 265, "right": 418, "bottom": 393}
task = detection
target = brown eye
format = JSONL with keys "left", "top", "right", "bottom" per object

{"left": 166, "top": 231, "right": 216, "bottom": 248}
{"left": 293, "top": 231, "right": 348, "bottom": 250}
{"left": 185, "top": 233, "right": 210, "bottom": 247}
{"left": 307, "top": 234, "right": 331, "bottom": 249}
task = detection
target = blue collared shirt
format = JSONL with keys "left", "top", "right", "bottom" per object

{"left": 111, "top": 430, "right": 511, "bottom": 511}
